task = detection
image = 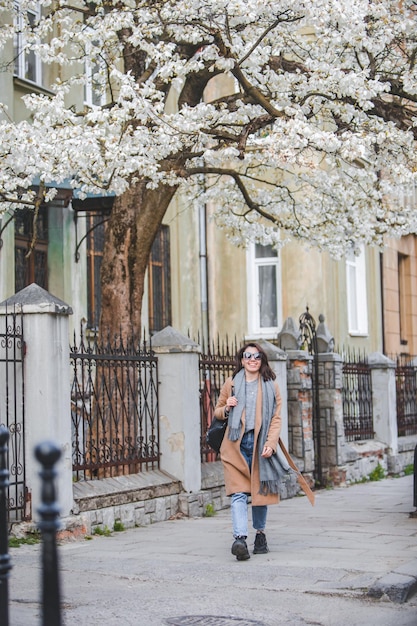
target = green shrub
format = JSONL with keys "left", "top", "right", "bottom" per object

{"left": 369, "top": 463, "right": 385, "bottom": 482}
{"left": 204, "top": 503, "right": 216, "bottom": 517}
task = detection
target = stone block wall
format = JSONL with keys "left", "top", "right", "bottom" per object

{"left": 286, "top": 351, "right": 315, "bottom": 479}
{"left": 317, "top": 354, "right": 344, "bottom": 483}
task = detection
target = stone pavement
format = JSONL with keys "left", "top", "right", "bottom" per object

{"left": 8, "top": 475, "right": 417, "bottom": 626}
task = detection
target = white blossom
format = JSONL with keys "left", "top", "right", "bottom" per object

{"left": 0, "top": 0, "right": 416, "bottom": 256}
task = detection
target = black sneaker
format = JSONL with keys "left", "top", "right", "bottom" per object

{"left": 253, "top": 531, "right": 269, "bottom": 554}
{"left": 231, "top": 536, "right": 250, "bottom": 561}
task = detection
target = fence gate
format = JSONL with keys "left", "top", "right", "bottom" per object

{"left": 299, "top": 308, "right": 323, "bottom": 486}
{"left": 0, "top": 308, "right": 27, "bottom": 522}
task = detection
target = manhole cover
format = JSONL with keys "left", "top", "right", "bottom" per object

{"left": 165, "top": 617, "right": 266, "bottom": 626}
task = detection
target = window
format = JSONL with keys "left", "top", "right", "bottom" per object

{"left": 15, "top": 206, "right": 48, "bottom": 292}
{"left": 346, "top": 246, "right": 368, "bottom": 335}
{"left": 247, "top": 243, "right": 281, "bottom": 336}
{"left": 398, "top": 253, "right": 410, "bottom": 346}
{"left": 13, "top": 1, "right": 42, "bottom": 84}
{"left": 148, "top": 226, "right": 171, "bottom": 334}
{"left": 84, "top": 217, "right": 171, "bottom": 333}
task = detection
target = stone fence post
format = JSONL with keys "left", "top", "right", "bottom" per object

{"left": 368, "top": 352, "right": 398, "bottom": 470}
{"left": 317, "top": 352, "right": 345, "bottom": 484}
{"left": 258, "top": 340, "right": 289, "bottom": 446}
{"left": 151, "top": 327, "right": 201, "bottom": 493}
{"left": 285, "top": 350, "right": 315, "bottom": 481}
{"left": 0, "top": 284, "right": 73, "bottom": 521}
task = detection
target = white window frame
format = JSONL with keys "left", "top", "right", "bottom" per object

{"left": 346, "top": 245, "right": 368, "bottom": 335}
{"left": 246, "top": 243, "right": 282, "bottom": 338}
{"left": 14, "top": 1, "right": 42, "bottom": 85}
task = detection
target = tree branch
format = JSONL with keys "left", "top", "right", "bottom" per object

{"left": 184, "top": 166, "right": 289, "bottom": 225}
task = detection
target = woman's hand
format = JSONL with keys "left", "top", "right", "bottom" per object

{"left": 261, "top": 445, "right": 273, "bottom": 458}
{"left": 226, "top": 395, "right": 238, "bottom": 410}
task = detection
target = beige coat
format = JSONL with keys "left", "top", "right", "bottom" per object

{"left": 213, "top": 376, "right": 282, "bottom": 506}
{"left": 214, "top": 376, "right": 315, "bottom": 507}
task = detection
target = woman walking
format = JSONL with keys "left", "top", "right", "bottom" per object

{"left": 214, "top": 342, "right": 313, "bottom": 561}
{"left": 214, "top": 342, "right": 281, "bottom": 560}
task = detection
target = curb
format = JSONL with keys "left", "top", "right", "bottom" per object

{"left": 367, "top": 560, "right": 417, "bottom": 603}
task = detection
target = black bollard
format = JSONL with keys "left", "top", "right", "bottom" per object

{"left": 410, "top": 443, "right": 417, "bottom": 518}
{"left": 0, "top": 426, "right": 11, "bottom": 626}
{"left": 35, "top": 441, "right": 62, "bottom": 626}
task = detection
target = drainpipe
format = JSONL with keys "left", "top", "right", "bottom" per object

{"left": 380, "top": 251, "right": 386, "bottom": 355}
{"left": 199, "top": 202, "right": 209, "bottom": 348}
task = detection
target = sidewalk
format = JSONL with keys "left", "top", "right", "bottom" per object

{"left": 8, "top": 475, "right": 417, "bottom": 626}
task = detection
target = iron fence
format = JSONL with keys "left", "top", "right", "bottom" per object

{"left": 0, "top": 308, "right": 27, "bottom": 522}
{"left": 299, "top": 308, "right": 323, "bottom": 486}
{"left": 70, "top": 331, "right": 159, "bottom": 480}
{"left": 199, "top": 336, "right": 239, "bottom": 462}
{"left": 341, "top": 349, "right": 374, "bottom": 442}
{"left": 395, "top": 355, "right": 417, "bottom": 437}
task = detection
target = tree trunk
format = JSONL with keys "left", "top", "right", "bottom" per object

{"left": 99, "top": 178, "right": 178, "bottom": 338}
{"left": 88, "top": 178, "right": 178, "bottom": 477}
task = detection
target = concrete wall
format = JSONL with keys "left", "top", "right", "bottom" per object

{"left": 0, "top": 284, "right": 73, "bottom": 522}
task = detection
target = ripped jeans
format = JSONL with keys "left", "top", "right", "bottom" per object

{"left": 231, "top": 430, "right": 267, "bottom": 538}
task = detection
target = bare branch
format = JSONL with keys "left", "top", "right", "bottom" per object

{"left": 25, "top": 183, "right": 46, "bottom": 259}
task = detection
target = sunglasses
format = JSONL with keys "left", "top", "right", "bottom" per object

{"left": 242, "top": 351, "right": 262, "bottom": 361}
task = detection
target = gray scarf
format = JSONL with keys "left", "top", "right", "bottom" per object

{"left": 228, "top": 368, "right": 293, "bottom": 495}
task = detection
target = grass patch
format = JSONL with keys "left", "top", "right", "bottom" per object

{"left": 92, "top": 525, "right": 112, "bottom": 537}
{"left": 113, "top": 520, "right": 125, "bottom": 532}
{"left": 203, "top": 503, "right": 216, "bottom": 517}
{"left": 404, "top": 464, "right": 414, "bottom": 476}
{"left": 9, "top": 532, "right": 41, "bottom": 548}
{"left": 368, "top": 463, "right": 385, "bottom": 482}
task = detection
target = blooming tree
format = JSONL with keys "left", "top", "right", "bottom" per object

{"left": 0, "top": 0, "right": 416, "bottom": 334}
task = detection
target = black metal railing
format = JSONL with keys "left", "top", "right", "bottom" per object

{"left": 199, "top": 336, "right": 238, "bottom": 462}
{"left": 342, "top": 350, "right": 374, "bottom": 441}
{"left": 70, "top": 331, "right": 159, "bottom": 480}
{"left": 0, "top": 308, "right": 27, "bottom": 523}
{"left": 395, "top": 356, "right": 417, "bottom": 437}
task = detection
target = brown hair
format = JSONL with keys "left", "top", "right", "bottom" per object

{"left": 232, "top": 342, "right": 276, "bottom": 381}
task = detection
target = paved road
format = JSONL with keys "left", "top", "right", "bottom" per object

{"left": 8, "top": 475, "right": 417, "bottom": 626}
